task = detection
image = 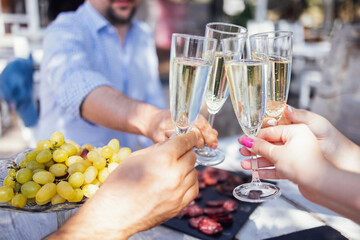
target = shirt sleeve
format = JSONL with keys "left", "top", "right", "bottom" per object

{"left": 41, "top": 23, "right": 114, "bottom": 119}
{"left": 144, "top": 33, "right": 166, "bottom": 109}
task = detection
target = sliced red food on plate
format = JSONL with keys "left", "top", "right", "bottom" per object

{"left": 189, "top": 216, "right": 206, "bottom": 229}
{"left": 205, "top": 200, "right": 225, "bottom": 208}
{"left": 187, "top": 205, "right": 204, "bottom": 217}
{"left": 223, "top": 199, "right": 238, "bottom": 212}
{"left": 204, "top": 207, "right": 228, "bottom": 217}
{"left": 198, "top": 217, "right": 223, "bottom": 235}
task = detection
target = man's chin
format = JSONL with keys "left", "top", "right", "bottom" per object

{"left": 107, "top": 7, "right": 136, "bottom": 25}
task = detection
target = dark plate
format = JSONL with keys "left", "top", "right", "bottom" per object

{"left": 163, "top": 167, "right": 263, "bottom": 240}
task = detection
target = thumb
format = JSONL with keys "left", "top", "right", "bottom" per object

{"left": 284, "top": 105, "right": 315, "bottom": 125}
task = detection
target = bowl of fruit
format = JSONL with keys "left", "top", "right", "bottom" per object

{"left": 0, "top": 131, "right": 131, "bottom": 213}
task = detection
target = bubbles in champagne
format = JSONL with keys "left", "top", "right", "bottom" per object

{"left": 265, "top": 55, "right": 292, "bottom": 119}
{"left": 226, "top": 60, "right": 266, "bottom": 137}
{"left": 169, "top": 57, "right": 212, "bottom": 135}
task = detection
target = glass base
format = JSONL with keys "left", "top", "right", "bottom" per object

{"left": 195, "top": 147, "right": 225, "bottom": 166}
{"left": 233, "top": 182, "right": 281, "bottom": 203}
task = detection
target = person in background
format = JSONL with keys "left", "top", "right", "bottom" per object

{"left": 239, "top": 106, "right": 360, "bottom": 224}
{"left": 47, "top": 132, "right": 199, "bottom": 239}
{"left": 37, "top": 0, "right": 218, "bottom": 149}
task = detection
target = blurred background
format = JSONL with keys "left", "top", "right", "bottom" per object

{"left": 0, "top": 0, "right": 360, "bottom": 158}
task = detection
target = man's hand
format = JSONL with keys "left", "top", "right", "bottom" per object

{"left": 144, "top": 109, "right": 218, "bottom": 149}
{"left": 81, "top": 86, "right": 218, "bottom": 150}
{"left": 48, "top": 132, "right": 200, "bottom": 240}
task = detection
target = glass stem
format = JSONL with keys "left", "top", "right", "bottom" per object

{"left": 208, "top": 113, "right": 215, "bottom": 128}
{"left": 202, "top": 113, "right": 216, "bottom": 151}
{"left": 251, "top": 153, "right": 261, "bottom": 185}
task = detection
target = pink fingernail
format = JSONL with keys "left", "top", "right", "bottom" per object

{"left": 240, "top": 136, "right": 254, "bottom": 148}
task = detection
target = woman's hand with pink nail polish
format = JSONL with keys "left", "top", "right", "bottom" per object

{"left": 239, "top": 124, "right": 330, "bottom": 186}
{"left": 238, "top": 122, "right": 360, "bottom": 225}
{"left": 261, "top": 105, "right": 360, "bottom": 173}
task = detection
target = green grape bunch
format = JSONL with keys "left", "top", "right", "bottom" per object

{"left": 0, "top": 131, "right": 132, "bottom": 208}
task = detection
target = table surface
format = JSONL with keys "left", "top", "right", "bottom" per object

{"left": 1, "top": 136, "right": 359, "bottom": 240}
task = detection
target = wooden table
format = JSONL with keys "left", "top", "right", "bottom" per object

{"left": 1, "top": 136, "right": 359, "bottom": 240}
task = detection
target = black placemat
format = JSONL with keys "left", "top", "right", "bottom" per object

{"left": 264, "top": 226, "right": 348, "bottom": 240}
{"left": 163, "top": 167, "right": 262, "bottom": 240}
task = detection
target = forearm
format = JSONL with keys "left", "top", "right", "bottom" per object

{"left": 81, "top": 86, "right": 160, "bottom": 138}
{"left": 308, "top": 165, "right": 360, "bottom": 224}
{"left": 327, "top": 127, "right": 360, "bottom": 173}
{"left": 47, "top": 190, "right": 137, "bottom": 240}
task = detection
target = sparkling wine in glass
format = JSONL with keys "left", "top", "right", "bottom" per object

{"left": 251, "top": 31, "right": 293, "bottom": 120}
{"left": 169, "top": 34, "right": 217, "bottom": 135}
{"left": 195, "top": 22, "right": 247, "bottom": 166}
{"left": 223, "top": 36, "right": 281, "bottom": 202}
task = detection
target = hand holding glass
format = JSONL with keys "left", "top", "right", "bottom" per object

{"left": 169, "top": 34, "right": 217, "bottom": 136}
{"left": 223, "top": 36, "right": 281, "bottom": 202}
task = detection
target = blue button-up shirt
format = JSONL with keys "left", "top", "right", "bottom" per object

{"left": 36, "top": 2, "right": 165, "bottom": 149}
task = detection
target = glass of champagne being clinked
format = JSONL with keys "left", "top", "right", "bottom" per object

{"left": 195, "top": 23, "right": 248, "bottom": 166}
{"left": 223, "top": 35, "right": 281, "bottom": 202}
{"left": 251, "top": 31, "right": 293, "bottom": 121}
{"left": 169, "top": 34, "right": 217, "bottom": 136}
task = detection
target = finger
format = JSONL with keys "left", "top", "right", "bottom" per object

{"left": 181, "top": 171, "right": 199, "bottom": 207}
{"left": 239, "top": 146, "right": 251, "bottom": 156}
{"left": 181, "top": 183, "right": 199, "bottom": 208}
{"left": 165, "top": 129, "right": 175, "bottom": 139}
{"left": 257, "top": 169, "right": 285, "bottom": 179}
{"left": 284, "top": 105, "right": 316, "bottom": 125}
{"left": 164, "top": 131, "right": 198, "bottom": 158}
{"left": 182, "top": 168, "right": 198, "bottom": 191}
{"left": 238, "top": 132, "right": 285, "bottom": 164}
{"left": 127, "top": 144, "right": 154, "bottom": 157}
{"left": 190, "top": 127, "right": 205, "bottom": 149}
{"left": 257, "top": 125, "right": 289, "bottom": 143}
{"left": 177, "top": 149, "right": 197, "bottom": 176}
{"left": 241, "top": 158, "right": 275, "bottom": 170}
{"left": 194, "top": 115, "right": 218, "bottom": 149}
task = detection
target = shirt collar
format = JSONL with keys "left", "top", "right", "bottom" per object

{"left": 82, "top": 1, "right": 111, "bottom": 33}
{"left": 80, "top": 2, "right": 137, "bottom": 38}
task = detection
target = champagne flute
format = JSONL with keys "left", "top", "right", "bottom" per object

{"left": 251, "top": 31, "right": 293, "bottom": 120}
{"left": 195, "top": 22, "right": 247, "bottom": 166}
{"left": 169, "top": 34, "right": 217, "bottom": 136}
{"left": 223, "top": 36, "right": 281, "bottom": 202}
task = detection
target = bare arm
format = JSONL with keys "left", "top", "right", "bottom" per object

{"left": 299, "top": 166, "right": 360, "bottom": 224}
{"left": 81, "top": 86, "right": 160, "bottom": 138}
{"left": 81, "top": 86, "right": 218, "bottom": 148}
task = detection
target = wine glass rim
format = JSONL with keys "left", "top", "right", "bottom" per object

{"left": 172, "top": 33, "right": 217, "bottom": 44}
{"left": 206, "top": 22, "right": 248, "bottom": 35}
{"left": 250, "top": 31, "right": 293, "bottom": 39}
{"left": 221, "top": 35, "right": 248, "bottom": 43}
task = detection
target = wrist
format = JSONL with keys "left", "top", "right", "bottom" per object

{"left": 135, "top": 104, "right": 161, "bottom": 139}
{"left": 331, "top": 128, "right": 360, "bottom": 172}
{"left": 308, "top": 160, "right": 336, "bottom": 194}
{"left": 49, "top": 195, "right": 134, "bottom": 240}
